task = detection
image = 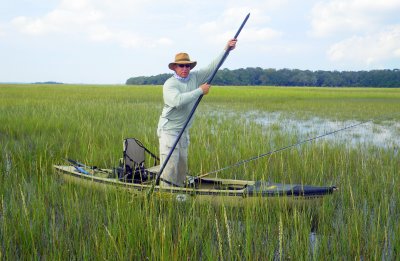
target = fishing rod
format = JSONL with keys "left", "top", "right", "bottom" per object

{"left": 194, "top": 114, "right": 398, "bottom": 180}
{"left": 65, "top": 159, "right": 91, "bottom": 175}
{"left": 65, "top": 158, "right": 111, "bottom": 175}
{"left": 152, "top": 13, "right": 250, "bottom": 189}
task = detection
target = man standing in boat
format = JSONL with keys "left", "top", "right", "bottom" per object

{"left": 157, "top": 39, "right": 237, "bottom": 187}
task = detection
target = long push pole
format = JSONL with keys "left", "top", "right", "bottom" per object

{"left": 153, "top": 13, "right": 250, "bottom": 188}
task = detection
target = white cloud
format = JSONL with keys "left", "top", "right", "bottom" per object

{"left": 198, "top": 6, "right": 282, "bottom": 46}
{"left": 59, "top": 0, "right": 90, "bottom": 11}
{"left": 242, "top": 27, "right": 282, "bottom": 42}
{"left": 87, "top": 25, "right": 113, "bottom": 42}
{"left": 8, "top": 0, "right": 176, "bottom": 49}
{"left": 327, "top": 25, "right": 400, "bottom": 66}
{"left": 310, "top": 0, "right": 400, "bottom": 37}
{"left": 11, "top": 2, "right": 104, "bottom": 35}
{"left": 395, "top": 48, "right": 400, "bottom": 57}
{"left": 6, "top": 0, "right": 287, "bottom": 50}
{"left": 156, "top": 37, "right": 173, "bottom": 46}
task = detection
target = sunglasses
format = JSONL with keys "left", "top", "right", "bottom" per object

{"left": 177, "top": 64, "right": 191, "bottom": 68}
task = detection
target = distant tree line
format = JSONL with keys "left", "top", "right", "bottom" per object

{"left": 126, "top": 73, "right": 172, "bottom": 85}
{"left": 126, "top": 68, "right": 400, "bottom": 87}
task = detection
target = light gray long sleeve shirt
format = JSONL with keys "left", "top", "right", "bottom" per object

{"left": 157, "top": 51, "right": 227, "bottom": 134}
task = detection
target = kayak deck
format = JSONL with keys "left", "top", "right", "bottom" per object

{"left": 53, "top": 165, "right": 337, "bottom": 200}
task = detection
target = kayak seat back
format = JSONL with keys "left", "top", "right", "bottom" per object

{"left": 120, "top": 138, "right": 160, "bottom": 183}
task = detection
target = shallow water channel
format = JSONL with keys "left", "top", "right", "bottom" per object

{"left": 255, "top": 112, "right": 399, "bottom": 148}
{"left": 209, "top": 110, "right": 400, "bottom": 149}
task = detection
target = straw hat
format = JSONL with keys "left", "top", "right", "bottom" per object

{"left": 168, "top": 53, "right": 197, "bottom": 70}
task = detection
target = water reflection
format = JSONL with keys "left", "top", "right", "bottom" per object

{"left": 205, "top": 109, "right": 400, "bottom": 149}
{"left": 309, "top": 231, "right": 318, "bottom": 258}
{"left": 253, "top": 113, "right": 399, "bottom": 148}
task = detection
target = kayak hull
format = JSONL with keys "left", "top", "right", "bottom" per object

{"left": 54, "top": 165, "right": 337, "bottom": 205}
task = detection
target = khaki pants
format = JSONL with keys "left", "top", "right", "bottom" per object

{"left": 158, "top": 130, "right": 189, "bottom": 187}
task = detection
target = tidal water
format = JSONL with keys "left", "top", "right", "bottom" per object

{"left": 254, "top": 113, "right": 399, "bottom": 148}
{"left": 222, "top": 110, "right": 400, "bottom": 149}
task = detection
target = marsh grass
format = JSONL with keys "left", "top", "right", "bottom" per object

{"left": 1, "top": 84, "right": 399, "bottom": 259}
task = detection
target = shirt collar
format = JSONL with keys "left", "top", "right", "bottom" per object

{"left": 173, "top": 72, "right": 190, "bottom": 82}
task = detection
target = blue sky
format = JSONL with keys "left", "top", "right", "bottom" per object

{"left": 1, "top": 0, "right": 399, "bottom": 84}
